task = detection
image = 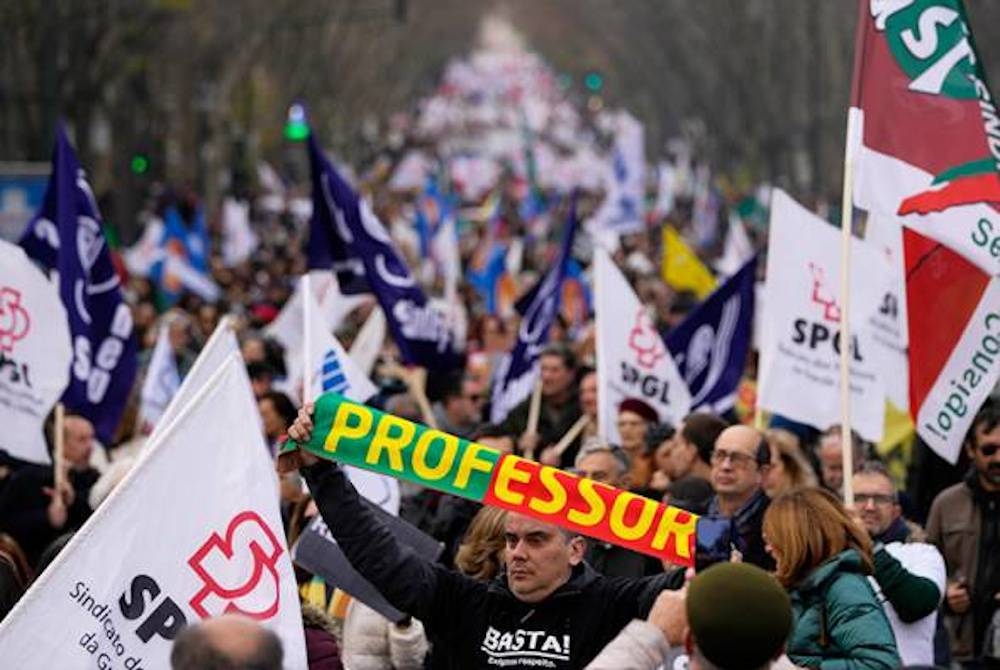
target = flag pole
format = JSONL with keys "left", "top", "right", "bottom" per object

{"left": 525, "top": 379, "right": 543, "bottom": 460}
{"left": 53, "top": 402, "right": 66, "bottom": 494}
{"left": 302, "top": 273, "right": 313, "bottom": 405}
{"left": 838, "top": 112, "right": 859, "bottom": 508}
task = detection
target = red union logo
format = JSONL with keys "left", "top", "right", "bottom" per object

{"left": 188, "top": 511, "right": 284, "bottom": 621}
{"left": 628, "top": 307, "right": 666, "bottom": 370}
{"left": 0, "top": 286, "right": 31, "bottom": 354}
{"left": 807, "top": 263, "right": 841, "bottom": 323}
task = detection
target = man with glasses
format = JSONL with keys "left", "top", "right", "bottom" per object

{"left": 927, "top": 397, "right": 1000, "bottom": 666}
{"left": 705, "top": 424, "right": 775, "bottom": 570}
{"left": 574, "top": 439, "right": 661, "bottom": 578}
{"left": 852, "top": 461, "right": 945, "bottom": 666}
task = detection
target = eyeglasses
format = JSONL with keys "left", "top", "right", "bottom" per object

{"left": 855, "top": 493, "right": 895, "bottom": 506}
{"left": 979, "top": 443, "right": 999, "bottom": 457}
{"left": 710, "top": 449, "right": 758, "bottom": 468}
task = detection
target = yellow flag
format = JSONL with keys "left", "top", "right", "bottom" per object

{"left": 661, "top": 226, "right": 716, "bottom": 298}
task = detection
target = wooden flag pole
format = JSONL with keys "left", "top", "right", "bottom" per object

{"left": 53, "top": 401, "right": 66, "bottom": 494}
{"left": 552, "top": 414, "right": 590, "bottom": 459}
{"left": 302, "top": 273, "right": 313, "bottom": 405}
{"left": 838, "top": 112, "right": 859, "bottom": 508}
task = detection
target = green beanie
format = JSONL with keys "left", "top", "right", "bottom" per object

{"left": 686, "top": 562, "right": 793, "bottom": 669}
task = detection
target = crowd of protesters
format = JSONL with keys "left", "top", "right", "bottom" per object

{"left": 1, "top": 42, "right": 999, "bottom": 670}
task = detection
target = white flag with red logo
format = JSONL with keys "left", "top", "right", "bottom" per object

{"left": 758, "top": 190, "right": 888, "bottom": 441}
{"left": 0, "top": 239, "right": 72, "bottom": 464}
{"left": 594, "top": 246, "right": 690, "bottom": 442}
{"left": 0, "top": 353, "right": 308, "bottom": 668}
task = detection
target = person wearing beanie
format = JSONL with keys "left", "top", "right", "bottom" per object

{"left": 617, "top": 397, "right": 659, "bottom": 492}
{"left": 585, "top": 563, "right": 796, "bottom": 670}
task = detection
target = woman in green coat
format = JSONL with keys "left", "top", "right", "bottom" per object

{"left": 763, "top": 488, "right": 900, "bottom": 670}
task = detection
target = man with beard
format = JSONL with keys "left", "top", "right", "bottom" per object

{"left": 927, "top": 397, "right": 1000, "bottom": 666}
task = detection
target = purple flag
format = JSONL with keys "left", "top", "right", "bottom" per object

{"left": 307, "top": 134, "right": 462, "bottom": 370}
{"left": 490, "top": 198, "right": 578, "bottom": 423}
{"left": 19, "top": 125, "right": 138, "bottom": 443}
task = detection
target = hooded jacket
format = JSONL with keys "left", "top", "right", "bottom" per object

{"left": 786, "top": 549, "right": 900, "bottom": 670}
{"left": 302, "top": 460, "right": 685, "bottom": 669}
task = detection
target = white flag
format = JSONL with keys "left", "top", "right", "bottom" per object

{"left": 864, "top": 213, "right": 910, "bottom": 413}
{"left": 266, "top": 271, "right": 371, "bottom": 371}
{"left": 302, "top": 279, "right": 378, "bottom": 404}
{"left": 0, "top": 240, "right": 72, "bottom": 464}
{"left": 714, "top": 213, "right": 756, "bottom": 278}
{"left": 138, "top": 323, "right": 181, "bottom": 434}
{"left": 594, "top": 246, "right": 691, "bottom": 442}
{"left": 758, "top": 189, "right": 888, "bottom": 441}
{"left": 586, "top": 111, "right": 646, "bottom": 240}
{"left": 349, "top": 307, "right": 386, "bottom": 376}
{"left": 221, "top": 197, "right": 258, "bottom": 267}
{"left": 152, "top": 315, "right": 239, "bottom": 441}
{"left": 0, "top": 353, "right": 308, "bottom": 668}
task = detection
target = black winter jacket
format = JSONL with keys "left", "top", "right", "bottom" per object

{"left": 302, "top": 461, "right": 685, "bottom": 669}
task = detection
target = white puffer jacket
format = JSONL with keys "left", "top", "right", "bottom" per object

{"left": 341, "top": 600, "right": 428, "bottom": 670}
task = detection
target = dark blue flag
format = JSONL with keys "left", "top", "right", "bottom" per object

{"left": 490, "top": 199, "right": 578, "bottom": 423}
{"left": 665, "top": 255, "right": 756, "bottom": 414}
{"left": 306, "top": 135, "right": 368, "bottom": 295}
{"left": 19, "top": 125, "right": 138, "bottom": 443}
{"left": 308, "top": 133, "right": 462, "bottom": 370}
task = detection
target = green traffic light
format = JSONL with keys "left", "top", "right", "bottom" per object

{"left": 130, "top": 154, "right": 150, "bottom": 175}
{"left": 284, "top": 122, "right": 310, "bottom": 141}
{"left": 285, "top": 103, "right": 310, "bottom": 141}
{"left": 584, "top": 72, "right": 604, "bottom": 92}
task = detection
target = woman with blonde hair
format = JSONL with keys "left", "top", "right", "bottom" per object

{"left": 454, "top": 506, "right": 508, "bottom": 582}
{"left": 763, "top": 488, "right": 899, "bottom": 670}
{"left": 762, "top": 429, "right": 818, "bottom": 498}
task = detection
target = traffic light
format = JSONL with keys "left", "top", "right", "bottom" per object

{"left": 284, "top": 103, "right": 310, "bottom": 141}
{"left": 130, "top": 153, "right": 150, "bottom": 175}
{"left": 584, "top": 71, "right": 604, "bottom": 93}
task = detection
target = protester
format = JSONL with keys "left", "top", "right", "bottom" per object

{"left": 301, "top": 601, "right": 345, "bottom": 670}
{"left": 764, "top": 487, "right": 900, "bottom": 669}
{"left": 170, "top": 614, "right": 284, "bottom": 670}
{"left": 259, "top": 390, "right": 298, "bottom": 453}
{"left": 453, "top": 505, "right": 508, "bottom": 581}
{"left": 0, "top": 413, "right": 99, "bottom": 565}
{"left": 341, "top": 600, "right": 428, "bottom": 670}
{"left": 540, "top": 368, "right": 599, "bottom": 468}
{"left": 926, "top": 398, "right": 1000, "bottom": 666}
{"left": 616, "top": 397, "right": 659, "bottom": 492}
{"left": 432, "top": 372, "right": 481, "bottom": 438}
{"left": 499, "top": 344, "right": 582, "bottom": 461}
{"left": 762, "top": 428, "right": 818, "bottom": 498}
{"left": 705, "top": 424, "right": 774, "bottom": 570}
{"left": 585, "top": 563, "right": 795, "bottom": 670}
{"left": 851, "top": 461, "right": 945, "bottom": 666}
{"left": 816, "top": 426, "right": 868, "bottom": 498}
{"left": 574, "top": 438, "right": 662, "bottom": 577}
{"left": 660, "top": 412, "right": 727, "bottom": 483}
{"left": 285, "top": 405, "right": 686, "bottom": 668}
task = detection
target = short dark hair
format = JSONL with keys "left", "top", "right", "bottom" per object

{"left": 967, "top": 396, "right": 1000, "bottom": 448}
{"left": 246, "top": 362, "right": 275, "bottom": 381}
{"left": 260, "top": 391, "right": 297, "bottom": 428}
{"left": 471, "top": 423, "right": 514, "bottom": 442}
{"left": 539, "top": 343, "right": 576, "bottom": 371}
{"left": 855, "top": 460, "right": 898, "bottom": 500}
{"left": 170, "top": 621, "right": 283, "bottom": 670}
{"left": 683, "top": 413, "right": 729, "bottom": 465}
{"left": 645, "top": 422, "right": 676, "bottom": 453}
